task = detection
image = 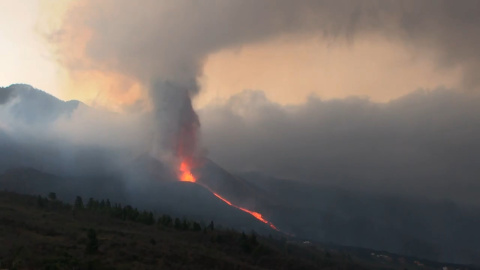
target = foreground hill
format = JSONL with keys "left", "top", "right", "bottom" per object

{"left": 0, "top": 166, "right": 279, "bottom": 234}
{"left": 0, "top": 191, "right": 475, "bottom": 270}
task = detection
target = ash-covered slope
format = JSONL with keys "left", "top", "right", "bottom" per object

{"left": 0, "top": 161, "right": 279, "bottom": 234}
{"left": 0, "top": 148, "right": 280, "bottom": 235}
{"left": 196, "top": 159, "right": 272, "bottom": 207}
{"left": 126, "top": 154, "right": 280, "bottom": 233}
{"left": 129, "top": 154, "right": 177, "bottom": 183}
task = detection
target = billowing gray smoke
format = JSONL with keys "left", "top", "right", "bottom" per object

{"left": 199, "top": 88, "right": 480, "bottom": 206}
{"left": 49, "top": 0, "right": 480, "bottom": 161}
{"left": 149, "top": 81, "right": 200, "bottom": 162}
{"left": 55, "top": 0, "right": 480, "bottom": 86}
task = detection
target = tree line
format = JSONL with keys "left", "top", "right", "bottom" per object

{"left": 37, "top": 192, "right": 216, "bottom": 232}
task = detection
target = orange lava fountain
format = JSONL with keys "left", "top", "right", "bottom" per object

{"left": 178, "top": 160, "right": 279, "bottom": 231}
{"left": 179, "top": 161, "right": 196, "bottom": 183}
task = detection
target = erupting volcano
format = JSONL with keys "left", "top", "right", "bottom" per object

{"left": 161, "top": 83, "right": 280, "bottom": 232}
{"left": 177, "top": 160, "right": 279, "bottom": 231}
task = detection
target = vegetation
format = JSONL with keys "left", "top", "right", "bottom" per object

{"left": 0, "top": 191, "right": 474, "bottom": 269}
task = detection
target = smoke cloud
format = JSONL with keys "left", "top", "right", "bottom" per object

{"left": 47, "top": 0, "right": 480, "bottom": 162}
{"left": 50, "top": 0, "right": 480, "bottom": 90}
{"left": 199, "top": 88, "right": 480, "bottom": 206}
{"left": 149, "top": 81, "right": 200, "bottom": 162}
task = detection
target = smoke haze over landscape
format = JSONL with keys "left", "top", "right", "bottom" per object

{"left": 200, "top": 88, "right": 480, "bottom": 206}
{"left": 2, "top": 0, "right": 480, "bottom": 265}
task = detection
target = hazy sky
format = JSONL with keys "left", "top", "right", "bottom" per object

{"left": 1, "top": 0, "right": 473, "bottom": 110}
{"left": 0, "top": 1, "right": 60, "bottom": 97}
{"left": 198, "top": 35, "right": 461, "bottom": 106}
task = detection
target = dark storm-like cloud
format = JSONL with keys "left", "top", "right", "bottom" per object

{"left": 52, "top": 0, "right": 480, "bottom": 91}
{"left": 199, "top": 89, "right": 480, "bottom": 206}
{"left": 47, "top": 0, "right": 480, "bottom": 163}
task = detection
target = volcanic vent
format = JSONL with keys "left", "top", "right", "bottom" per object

{"left": 151, "top": 81, "right": 280, "bottom": 231}
{"left": 177, "top": 158, "right": 279, "bottom": 231}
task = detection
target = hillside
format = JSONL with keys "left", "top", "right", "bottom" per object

{"left": 2, "top": 84, "right": 480, "bottom": 266}
{"left": 0, "top": 191, "right": 475, "bottom": 270}
{"left": 0, "top": 166, "right": 281, "bottom": 234}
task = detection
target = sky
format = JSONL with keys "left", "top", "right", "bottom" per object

{"left": 0, "top": 0, "right": 471, "bottom": 109}
{"left": 0, "top": 1, "right": 60, "bottom": 97}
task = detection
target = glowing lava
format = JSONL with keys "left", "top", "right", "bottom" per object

{"left": 212, "top": 192, "right": 278, "bottom": 230}
{"left": 177, "top": 160, "right": 279, "bottom": 231}
{"left": 179, "top": 161, "right": 196, "bottom": 183}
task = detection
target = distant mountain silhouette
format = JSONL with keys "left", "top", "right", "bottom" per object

{"left": 0, "top": 84, "right": 82, "bottom": 124}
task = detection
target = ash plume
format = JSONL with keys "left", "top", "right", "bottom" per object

{"left": 150, "top": 81, "right": 200, "bottom": 163}
{"left": 47, "top": 0, "right": 480, "bottom": 162}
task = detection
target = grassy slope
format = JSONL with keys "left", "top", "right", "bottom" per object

{"left": 0, "top": 191, "right": 474, "bottom": 270}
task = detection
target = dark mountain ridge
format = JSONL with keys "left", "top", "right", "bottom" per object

{"left": 0, "top": 84, "right": 81, "bottom": 124}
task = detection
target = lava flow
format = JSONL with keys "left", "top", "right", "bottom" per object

{"left": 212, "top": 192, "right": 278, "bottom": 231}
{"left": 178, "top": 160, "right": 279, "bottom": 231}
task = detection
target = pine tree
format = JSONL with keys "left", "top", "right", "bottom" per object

{"left": 240, "top": 232, "right": 251, "bottom": 253}
{"left": 208, "top": 220, "right": 215, "bottom": 231}
{"left": 86, "top": 228, "right": 98, "bottom": 254}
{"left": 192, "top": 222, "right": 202, "bottom": 231}
{"left": 48, "top": 192, "right": 57, "bottom": 201}
{"left": 174, "top": 218, "right": 182, "bottom": 230}
{"left": 37, "top": 195, "right": 45, "bottom": 208}
{"left": 87, "top": 198, "right": 95, "bottom": 210}
{"left": 182, "top": 218, "right": 190, "bottom": 230}
{"left": 249, "top": 231, "right": 258, "bottom": 246}
{"left": 74, "top": 196, "right": 84, "bottom": 209}
{"left": 158, "top": 214, "right": 172, "bottom": 227}
{"left": 99, "top": 199, "right": 105, "bottom": 209}
{"left": 147, "top": 212, "right": 155, "bottom": 225}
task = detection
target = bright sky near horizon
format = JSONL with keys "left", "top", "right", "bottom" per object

{"left": 0, "top": 1, "right": 61, "bottom": 97}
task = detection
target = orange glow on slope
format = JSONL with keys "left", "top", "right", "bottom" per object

{"left": 179, "top": 161, "right": 196, "bottom": 183}
{"left": 177, "top": 159, "right": 279, "bottom": 231}
{"left": 212, "top": 192, "right": 278, "bottom": 231}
